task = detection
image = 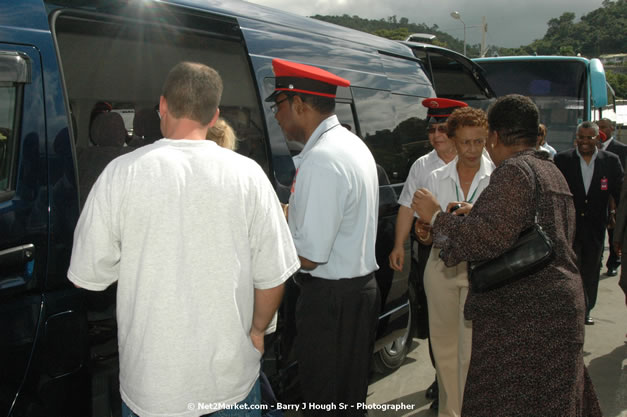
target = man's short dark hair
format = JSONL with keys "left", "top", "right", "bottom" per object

{"left": 162, "top": 62, "right": 223, "bottom": 125}
{"left": 299, "top": 93, "right": 336, "bottom": 115}
{"left": 488, "top": 94, "right": 539, "bottom": 147}
{"left": 599, "top": 118, "right": 615, "bottom": 127}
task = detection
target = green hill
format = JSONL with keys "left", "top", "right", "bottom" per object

{"left": 312, "top": 0, "right": 627, "bottom": 97}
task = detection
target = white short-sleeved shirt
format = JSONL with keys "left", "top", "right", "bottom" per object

{"left": 67, "top": 139, "right": 300, "bottom": 417}
{"left": 288, "top": 115, "right": 379, "bottom": 279}
{"left": 398, "top": 149, "right": 450, "bottom": 208}
{"left": 425, "top": 154, "right": 495, "bottom": 212}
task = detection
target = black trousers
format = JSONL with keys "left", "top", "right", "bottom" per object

{"left": 295, "top": 272, "right": 380, "bottom": 416}
{"left": 574, "top": 236, "right": 605, "bottom": 313}
{"left": 606, "top": 228, "right": 621, "bottom": 269}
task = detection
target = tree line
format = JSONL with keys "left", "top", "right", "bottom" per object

{"left": 312, "top": 0, "right": 627, "bottom": 98}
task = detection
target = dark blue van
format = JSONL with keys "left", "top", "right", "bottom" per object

{"left": 0, "top": 1, "right": 493, "bottom": 415}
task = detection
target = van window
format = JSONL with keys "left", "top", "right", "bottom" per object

{"left": 0, "top": 84, "right": 17, "bottom": 193}
{"left": 53, "top": 10, "right": 270, "bottom": 206}
{"left": 335, "top": 101, "right": 358, "bottom": 136}
{"left": 412, "top": 48, "right": 490, "bottom": 101}
{"left": 353, "top": 87, "right": 429, "bottom": 184}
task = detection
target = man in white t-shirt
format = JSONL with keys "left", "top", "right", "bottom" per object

{"left": 68, "top": 62, "right": 300, "bottom": 417}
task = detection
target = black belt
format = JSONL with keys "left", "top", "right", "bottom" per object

{"left": 294, "top": 271, "right": 375, "bottom": 290}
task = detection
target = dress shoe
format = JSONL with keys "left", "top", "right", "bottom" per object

{"left": 425, "top": 378, "right": 438, "bottom": 400}
{"left": 606, "top": 268, "right": 618, "bottom": 277}
{"left": 585, "top": 316, "right": 594, "bottom": 325}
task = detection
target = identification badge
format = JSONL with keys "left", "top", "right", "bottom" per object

{"left": 601, "top": 177, "right": 608, "bottom": 191}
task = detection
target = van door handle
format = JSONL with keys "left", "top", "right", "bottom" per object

{"left": 0, "top": 244, "right": 35, "bottom": 268}
{"left": 0, "top": 244, "right": 35, "bottom": 290}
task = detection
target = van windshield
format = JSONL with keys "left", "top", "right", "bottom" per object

{"left": 478, "top": 60, "right": 587, "bottom": 152}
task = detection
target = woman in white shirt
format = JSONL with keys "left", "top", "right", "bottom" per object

{"left": 415, "top": 107, "right": 494, "bottom": 417}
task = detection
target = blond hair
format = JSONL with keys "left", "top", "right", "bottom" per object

{"left": 537, "top": 123, "right": 547, "bottom": 147}
{"left": 207, "top": 118, "right": 237, "bottom": 151}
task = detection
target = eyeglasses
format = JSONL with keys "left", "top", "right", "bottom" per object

{"left": 458, "top": 138, "right": 487, "bottom": 147}
{"left": 576, "top": 135, "right": 598, "bottom": 141}
{"left": 427, "top": 125, "right": 448, "bottom": 134}
{"left": 270, "top": 97, "right": 289, "bottom": 114}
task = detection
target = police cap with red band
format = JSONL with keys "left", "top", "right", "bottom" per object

{"left": 265, "top": 58, "right": 350, "bottom": 102}
{"left": 422, "top": 98, "right": 468, "bottom": 124}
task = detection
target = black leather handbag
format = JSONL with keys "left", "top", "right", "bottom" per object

{"left": 468, "top": 160, "right": 554, "bottom": 293}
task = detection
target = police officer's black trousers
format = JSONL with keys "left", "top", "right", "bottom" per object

{"left": 294, "top": 272, "right": 380, "bottom": 416}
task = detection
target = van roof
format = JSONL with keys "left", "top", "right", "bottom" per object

{"left": 167, "top": 0, "right": 418, "bottom": 58}
{"left": 474, "top": 56, "right": 591, "bottom": 64}
{"left": 41, "top": 0, "right": 418, "bottom": 60}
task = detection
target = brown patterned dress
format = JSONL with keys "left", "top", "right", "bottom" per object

{"left": 432, "top": 150, "right": 602, "bottom": 417}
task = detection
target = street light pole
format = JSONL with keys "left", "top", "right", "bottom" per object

{"left": 450, "top": 11, "right": 466, "bottom": 56}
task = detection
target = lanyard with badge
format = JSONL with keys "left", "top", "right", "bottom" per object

{"left": 454, "top": 182, "right": 479, "bottom": 204}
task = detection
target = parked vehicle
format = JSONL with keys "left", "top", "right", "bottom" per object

{"left": 474, "top": 56, "right": 609, "bottom": 151}
{"left": 0, "top": 1, "right": 493, "bottom": 415}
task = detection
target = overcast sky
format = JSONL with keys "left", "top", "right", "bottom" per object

{"left": 244, "top": 0, "right": 605, "bottom": 48}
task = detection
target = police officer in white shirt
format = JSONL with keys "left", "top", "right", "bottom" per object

{"left": 266, "top": 58, "right": 380, "bottom": 415}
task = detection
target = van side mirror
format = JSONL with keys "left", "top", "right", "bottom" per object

{"left": 0, "top": 51, "right": 31, "bottom": 84}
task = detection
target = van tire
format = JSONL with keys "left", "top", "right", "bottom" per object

{"left": 372, "top": 290, "right": 414, "bottom": 373}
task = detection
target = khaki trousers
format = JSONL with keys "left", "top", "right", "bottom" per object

{"left": 424, "top": 248, "right": 472, "bottom": 417}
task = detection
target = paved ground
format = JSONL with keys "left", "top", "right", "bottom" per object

{"left": 283, "top": 245, "right": 626, "bottom": 416}
{"left": 365, "top": 255, "right": 627, "bottom": 416}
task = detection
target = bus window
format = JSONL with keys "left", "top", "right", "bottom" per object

{"left": 474, "top": 57, "right": 596, "bottom": 152}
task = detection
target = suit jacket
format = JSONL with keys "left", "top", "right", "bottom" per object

{"left": 554, "top": 148, "right": 623, "bottom": 245}
{"left": 612, "top": 169, "right": 627, "bottom": 296}
{"left": 605, "top": 138, "right": 627, "bottom": 169}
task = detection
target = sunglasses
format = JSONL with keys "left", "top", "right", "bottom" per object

{"left": 427, "top": 125, "right": 448, "bottom": 134}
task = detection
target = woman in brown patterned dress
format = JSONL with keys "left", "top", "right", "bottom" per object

{"left": 412, "top": 94, "right": 602, "bottom": 416}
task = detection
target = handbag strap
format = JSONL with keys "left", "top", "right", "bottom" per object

{"left": 520, "top": 158, "right": 542, "bottom": 225}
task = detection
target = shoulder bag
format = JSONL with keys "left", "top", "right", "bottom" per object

{"left": 468, "top": 159, "right": 554, "bottom": 292}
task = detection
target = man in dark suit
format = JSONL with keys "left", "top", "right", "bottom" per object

{"left": 598, "top": 118, "right": 626, "bottom": 276}
{"left": 555, "top": 121, "right": 623, "bottom": 325}
{"left": 611, "top": 169, "right": 627, "bottom": 306}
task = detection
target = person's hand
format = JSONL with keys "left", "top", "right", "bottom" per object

{"left": 446, "top": 201, "right": 473, "bottom": 216}
{"left": 613, "top": 242, "right": 622, "bottom": 258}
{"left": 389, "top": 245, "right": 405, "bottom": 272}
{"left": 250, "top": 328, "right": 265, "bottom": 354}
{"left": 411, "top": 188, "right": 441, "bottom": 223}
{"left": 414, "top": 219, "right": 432, "bottom": 244}
{"left": 281, "top": 203, "right": 289, "bottom": 219}
{"left": 608, "top": 212, "right": 616, "bottom": 230}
